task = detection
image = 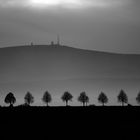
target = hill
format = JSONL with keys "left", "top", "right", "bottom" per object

{"left": 0, "top": 45, "right": 140, "bottom": 105}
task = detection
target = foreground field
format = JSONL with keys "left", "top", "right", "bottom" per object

{"left": 0, "top": 106, "right": 139, "bottom": 137}
{"left": 0, "top": 106, "right": 139, "bottom": 123}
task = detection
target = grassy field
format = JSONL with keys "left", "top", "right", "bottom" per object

{"left": 0, "top": 106, "right": 139, "bottom": 123}
{"left": 0, "top": 106, "right": 138, "bottom": 137}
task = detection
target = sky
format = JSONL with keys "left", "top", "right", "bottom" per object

{"left": 0, "top": 0, "right": 140, "bottom": 106}
{"left": 0, "top": 0, "right": 140, "bottom": 53}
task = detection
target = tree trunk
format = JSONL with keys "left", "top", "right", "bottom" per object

{"left": 103, "top": 103, "right": 104, "bottom": 106}
{"left": 83, "top": 102, "right": 85, "bottom": 106}
{"left": 122, "top": 102, "right": 124, "bottom": 106}
{"left": 66, "top": 101, "right": 68, "bottom": 106}
{"left": 10, "top": 103, "right": 13, "bottom": 107}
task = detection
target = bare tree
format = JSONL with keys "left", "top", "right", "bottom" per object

{"left": 117, "top": 90, "right": 128, "bottom": 106}
{"left": 78, "top": 92, "right": 89, "bottom": 106}
{"left": 61, "top": 91, "right": 73, "bottom": 106}
{"left": 42, "top": 91, "right": 52, "bottom": 106}
{"left": 98, "top": 92, "right": 108, "bottom": 106}
{"left": 5, "top": 92, "right": 16, "bottom": 107}
{"left": 24, "top": 92, "right": 34, "bottom": 106}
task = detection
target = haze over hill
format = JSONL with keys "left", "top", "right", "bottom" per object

{"left": 0, "top": 45, "right": 140, "bottom": 106}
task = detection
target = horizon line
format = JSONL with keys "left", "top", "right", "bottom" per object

{"left": 0, "top": 43, "right": 139, "bottom": 55}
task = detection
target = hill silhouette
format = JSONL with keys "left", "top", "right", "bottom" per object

{"left": 0, "top": 45, "right": 140, "bottom": 105}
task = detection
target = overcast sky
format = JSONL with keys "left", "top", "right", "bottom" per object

{"left": 0, "top": 0, "right": 140, "bottom": 53}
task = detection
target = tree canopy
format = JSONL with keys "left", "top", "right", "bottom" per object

{"left": 136, "top": 92, "right": 140, "bottom": 105}
{"left": 42, "top": 91, "right": 52, "bottom": 106}
{"left": 98, "top": 92, "right": 108, "bottom": 106}
{"left": 61, "top": 91, "right": 73, "bottom": 106}
{"left": 78, "top": 92, "right": 89, "bottom": 106}
{"left": 24, "top": 92, "right": 34, "bottom": 106}
{"left": 5, "top": 92, "right": 16, "bottom": 107}
{"left": 118, "top": 90, "right": 128, "bottom": 106}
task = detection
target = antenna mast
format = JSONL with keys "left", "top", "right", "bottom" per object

{"left": 57, "top": 34, "right": 60, "bottom": 46}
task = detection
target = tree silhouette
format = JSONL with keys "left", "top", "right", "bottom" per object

{"left": 42, "top": 91, "right": 52, "bottom": 106}
{"left": 4, "top": 92, "right": 16, "bottom": 107}
{"left": 61, "top": 91, "right": 73, "bottom": 106}
{"left": 136, "top": 92, "right": 140, "bottom": 105}
{"left": 24, "top": 92, "right": 34, "bottom": 106}
{"left": 98, "top": 92, "right": 108, "bottom": 106}
{"left": 78, "top": 92, "right": 89, "bottom": 106}
{"left": 117, "top": 90, "right": 128, "bottom": 106}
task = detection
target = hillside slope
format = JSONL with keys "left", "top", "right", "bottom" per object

{"left": 0, "top": 45, "right": 140, "bottom": 81}
{"left": 0, "top": 45, "right": 140, "bottom": 105}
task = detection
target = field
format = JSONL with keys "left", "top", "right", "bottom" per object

{"left": 0, "top": 106, "right": 139, "bottom": 138}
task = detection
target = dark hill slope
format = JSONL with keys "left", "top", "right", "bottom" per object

{"left": 0, "top": 45, "right": 140, "bottom": 83}
{"left": 0, "top": 45, "right": 140, "bottom": 105}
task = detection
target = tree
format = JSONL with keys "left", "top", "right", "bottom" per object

{"left": 24, "top": 92, "right": 34, "bottom": 106}
{"left": 5, "top": 92, "right": 16, "bottom": 107}
{"left": 98, "top": 92, "right": 108, "bottom": 106}
{"left": 61, "top": 91, "right": 73, "bottom": 106}
{"left": 136, "top": 92, "right": 140, "bottom": 105}
{"left": 117, "top": 90, "right": 128, "bottom": 106}
{"left": 42, "top": 91, "right": 52, "bottom": 106}
{"left": 78, "top": 92, "right": 89, "bottom": 106}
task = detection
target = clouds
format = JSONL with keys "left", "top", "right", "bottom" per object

{"left": 0, "top": 0, "right": 132, "bottom": 9}
{"left": 0, "top": 0, "right": 27, "bottom": 6}
{"left": 29, "top": 0, "right": 129, "bottom": 8}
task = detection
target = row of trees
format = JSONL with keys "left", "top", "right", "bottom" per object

{"left": 3, "top": 90, "right": 140, "bottom": 107}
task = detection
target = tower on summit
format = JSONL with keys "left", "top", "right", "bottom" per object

{"left": 50, "top": 35, "right": 61, "bottom": 46}
{"left": 57, "top": 34, "right": 60, "bottom": 46}
{"left": 31, "top": 42, "right": 33, "bottom": 46}
{"left": 51, "top": 41, "right": 54, "bottom": 46}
